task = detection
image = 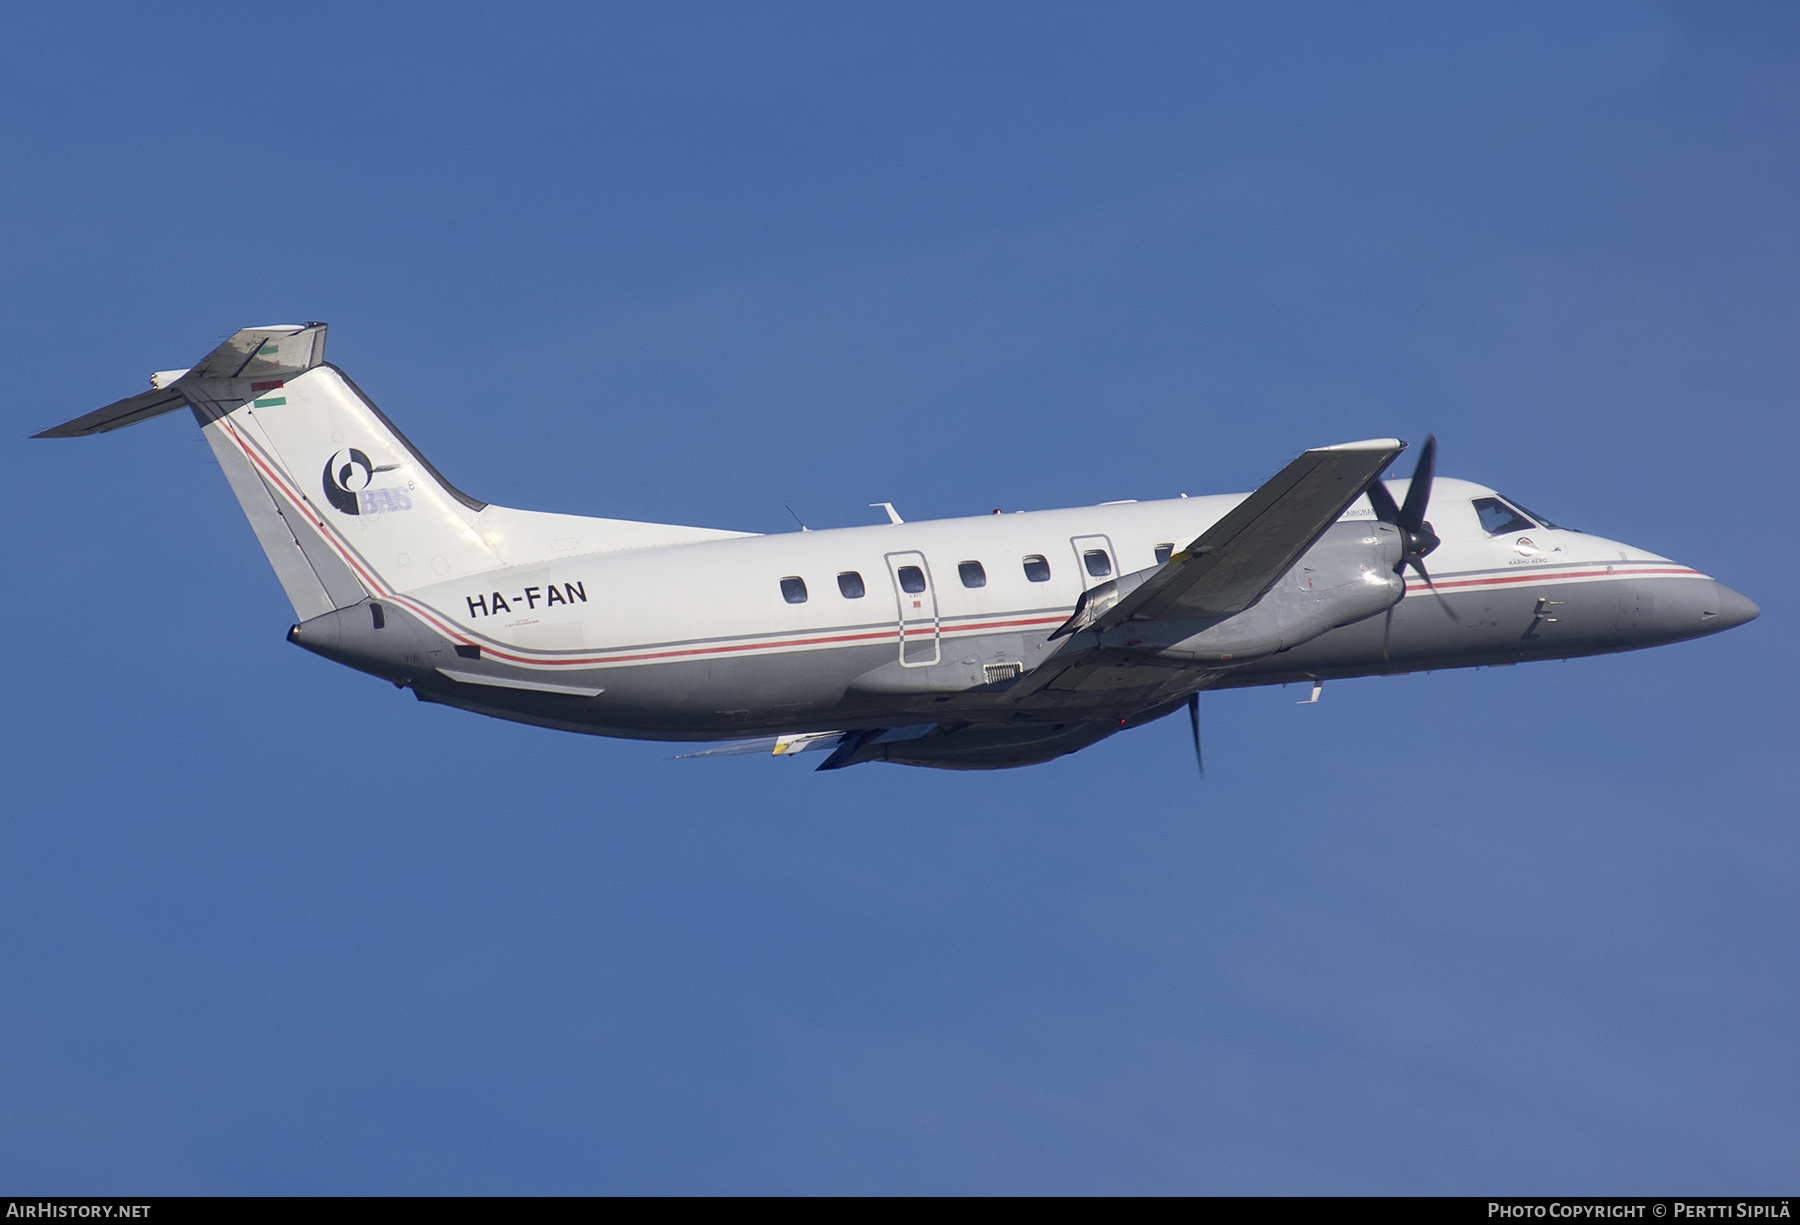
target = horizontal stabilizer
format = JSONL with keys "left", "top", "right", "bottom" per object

{"left": 1055, "top": 438, "right": 1404, "bottom": 636}
{"left": 32, "top": 323, "right": 328, "bottom": 438}
{"left": 182, "top": 324, "right": 327, "bottom": 383}
{"left": 32, "top": 386, "right": 191, "bottom": 438}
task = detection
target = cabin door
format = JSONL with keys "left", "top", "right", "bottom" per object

{"left": 1069, "top": 535, "right": 1118, "bottom": 591}
{"left": 885, "top": 551, "right": 941, "bottom": 667}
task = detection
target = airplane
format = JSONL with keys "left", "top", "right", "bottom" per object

{"left": 36, "top": 323, "right": 1759, "bottom": 771}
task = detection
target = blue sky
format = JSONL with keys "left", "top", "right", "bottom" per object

{"left": 3, "top": 0, "right": 1794, "bottom": 1194}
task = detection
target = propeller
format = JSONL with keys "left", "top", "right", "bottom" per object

{"left": 1187, "top": 692, "right": 1205, "bottom": 780}
{"left": 1365, "top": 434, "right": 1459, "bottom": 651}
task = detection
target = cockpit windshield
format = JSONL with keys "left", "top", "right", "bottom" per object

{"left": 1471, "top": 496, "right": 1536, "bottom": 536}
{"left": 1505, "top": 499, "right": 1570, "bottom": 531}
{"left": 1470, "top": 495, "right": 1575, "bottom": 535}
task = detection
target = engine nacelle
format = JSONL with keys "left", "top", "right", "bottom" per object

{"left": 1144, "top": 520, "right": 1405, "bottom": 663}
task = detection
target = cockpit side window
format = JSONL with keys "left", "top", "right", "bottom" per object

{"left": 1472, "top": 497, "right": 1536, "bottom": 536}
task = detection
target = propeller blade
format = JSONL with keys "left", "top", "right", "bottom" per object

{"left": 1187, "top": 692, "right": 1205, "bottom": 780}
{"left": 1381, "top": 602, "right": 1394, "bottom": 659}
{"left": 1398, "top": 433, "right": 1436, "bottom": 530}
{"left": 1365, "top": 476, "right": 1402, "bottom": 524}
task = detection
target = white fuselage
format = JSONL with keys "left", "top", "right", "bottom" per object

{"left": 318, "top": 476, "right": 1734, "bottom": 745}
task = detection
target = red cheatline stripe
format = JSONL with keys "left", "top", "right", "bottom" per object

{"left": 392, "top": 610, "right": 1074, "bottom": 669}
{"left": 940, "top": 615, "right": 1067, "bottom": 634}
{"left": 221, "top": 420, "right": 395, "bottom": 600}
{"left": 241, "top": 434, "right": 389, "bottom": 597}
{"left": 574, "top": 628, "right": 898, "bottom": 665}
{"left": 1405, "top": 566, "right": 1703, "bottom": 592}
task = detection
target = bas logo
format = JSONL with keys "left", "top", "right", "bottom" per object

{"left": 323, "top": 448, "right": 411, "bottom": 516}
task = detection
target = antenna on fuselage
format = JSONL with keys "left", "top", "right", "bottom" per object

{"left": 784, "top": 504, "right": 811, "bottom": 532}
{"left": 870, "top": 502, "right": 903, "bottom": 525}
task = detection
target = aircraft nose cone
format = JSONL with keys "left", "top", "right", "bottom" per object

{"left": 1710, "top": 582, "right": 1760, "bottom": 632}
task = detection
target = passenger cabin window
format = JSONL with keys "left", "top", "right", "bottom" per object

{"left": 1471, "top": 497, "right": 1536, "bottom": 536}
{"left": 958, "top": 561, "right": 987, "bottom": 588}
{"left": 1154, "top": 543, "right": 1174, "bottom": 565}
{"left": 837, "top": 571, "right": 865, "bottom": 599}
{"left": 897, "top": 565, "right": 927, "bottom": 594}
{"left": 1083, "top": 549, "right": 1113, "bottom": 578}
{"left": 1023, "top": 554, "right": 1051, "bottom": 582}
{"left": 780, "top": 576, "right": 808, "bottom": 604}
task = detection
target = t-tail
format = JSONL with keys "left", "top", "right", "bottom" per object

{"left": 34, "top": 323, "right": 748, "bottom": 621}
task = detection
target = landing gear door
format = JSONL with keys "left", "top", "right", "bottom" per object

{"left": 885, "top": 551, "right": 940, "bottom": 667}
{"left": 1069, "top": 535, "right": 1118, "bottom": 592}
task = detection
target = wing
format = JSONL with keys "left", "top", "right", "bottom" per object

{"left": 1052, "top": 437, "right": 1404, "bottom": 638}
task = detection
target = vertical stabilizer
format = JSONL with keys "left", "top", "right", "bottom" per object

{"left": 36, "top": 324, "right": 502, "bottom": 618}
{"left": 183, "top": 352, "right": 503, "bottom": 611}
